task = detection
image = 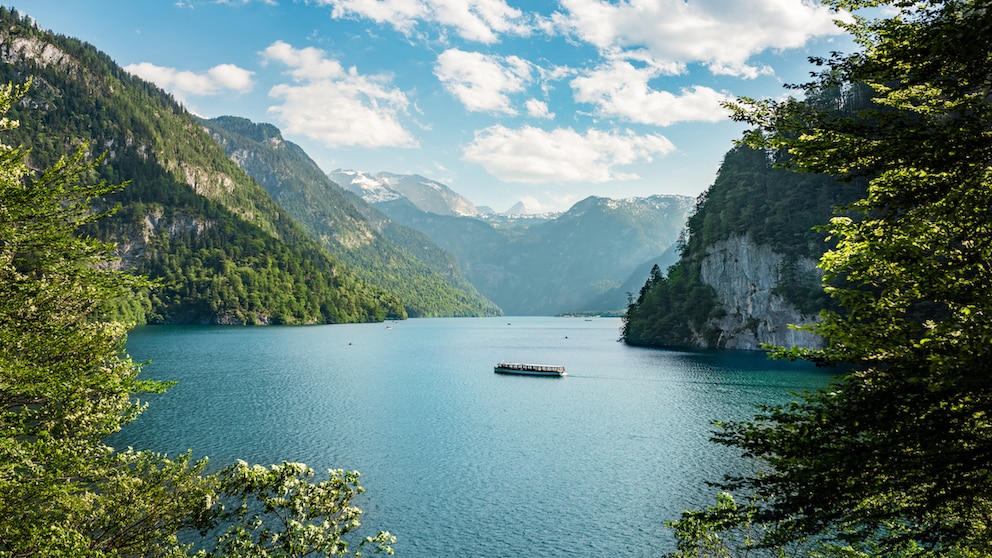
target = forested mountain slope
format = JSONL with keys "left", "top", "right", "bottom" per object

{"left": 622, "top": 142, "right": 866, "bottom": 349}
{"left": 202, "top": 116, "right": 500, "bottom": 317}
{"left": 0, "top": 8, "right": 404, "bottom": 324}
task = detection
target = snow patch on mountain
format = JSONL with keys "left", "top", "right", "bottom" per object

{"left": 329, "top": 169, "right": 477, "bottom": 216}
{"left": 331, "top": 169, "right": 403, "bottom": 204}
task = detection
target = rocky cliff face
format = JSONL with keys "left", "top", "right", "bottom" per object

{"left": 698, "top": 235, "right": 824, "bottom": 350}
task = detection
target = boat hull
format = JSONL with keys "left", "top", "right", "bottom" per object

{"left": 494, "top": 362, "right": 566, "bottom": 377}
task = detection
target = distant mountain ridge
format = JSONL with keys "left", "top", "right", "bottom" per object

{"left": 334, "top": 168, "right": 558, "bottom": 217}
{"left": 330, "top": 169, "right": 479, "bottom": 216}
{"left": 369, "top": 190, "right": 694, "bottom": 315}
{"left": 501, "top": 200, "right": 542, "bottom": 216}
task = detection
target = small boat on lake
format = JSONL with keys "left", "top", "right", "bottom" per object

{"left": 494, "top": 362, "right": 566, "bottom": 377}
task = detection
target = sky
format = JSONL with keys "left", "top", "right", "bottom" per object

{"left": 13, "top": 0, "right": 854, "bottom": 213}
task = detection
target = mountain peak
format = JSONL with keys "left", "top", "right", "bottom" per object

{"left": 329, "top": 169, "right": 477, "bottom": 216}
{"left": 207, "top": 116, "right": 283, "bottom": 144}
{"left": 330, "top": 169, "right": 404, "bottom": 204}
{"left": 501, "top": 200, "right": 536, "bottom": 216}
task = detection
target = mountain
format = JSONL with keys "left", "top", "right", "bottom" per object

{"left": 502, "top": 201, "right": 527, "bottom": 215}
{"left": 330, "top": 169, "right": 478, "bottom": 216}
{"left": 372, "top": 193, "right": 694, "bottom": 315}
{"left": 201, "top": 116, "right": 499, "bottom": 318}
{"left": 585, "top": 241, "right": 682, "bottom": 312}
{"left": 0, "top": 8, "right": 402, "bottom": 324}
{"left": 499, "top": 199, "right": 552, "bottom": 216}
{"left": 622, "top": 144, "right": 867, "bottom": 349}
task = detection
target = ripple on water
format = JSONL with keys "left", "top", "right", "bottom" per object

{"left": 117, "top": 318, "right": 830, "bottom": 557}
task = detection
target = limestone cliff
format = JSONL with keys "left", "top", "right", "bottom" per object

{"left": 697, "top": 235, "right": 824, "bottom": 350}
{"left": 620, "top": 144, "right": 866, "bottom": 351}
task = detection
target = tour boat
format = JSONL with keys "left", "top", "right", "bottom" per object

{"left": 494, "top": 361, "right": 566, "bottom": 377}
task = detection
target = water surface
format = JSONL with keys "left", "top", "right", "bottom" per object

{"left": 117, "top": 317, "right": 831, "bottom": 557}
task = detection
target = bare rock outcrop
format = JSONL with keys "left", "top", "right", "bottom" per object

{"left": 698, "top": 235, "right": 824, "bottom": 350}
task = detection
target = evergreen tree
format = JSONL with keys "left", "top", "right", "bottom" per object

{"left": 0, "top": 80, "right": 213, "bottom": 555}
{"left": 620, "top": 141, "right": 864, "bottom": 348}
{"left": 669, "top": 1, "right": 992, "bottom": 555}
{"left": 0, "top": 82, "right": 393, "bottom": 556}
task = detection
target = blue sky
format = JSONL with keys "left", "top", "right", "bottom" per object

{"left": 14, "top": 0, "right": 852, "bottom": 213}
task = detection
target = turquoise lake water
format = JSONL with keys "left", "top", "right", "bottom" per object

{"left": 116, "top": 317, "right": 832, "bottom": 557}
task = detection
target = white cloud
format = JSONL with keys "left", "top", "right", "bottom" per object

{"left": 214, "top": 0, "right": 278, "bottom": 5}
{"left": 462, "top": 125, "right": 675, "bottom": 183}
{"left": 707, "top": 61, "right": 774, "bottom": 80}
{"left": 124, "top": 62, "right": 254, "bottom": 101}
{"left": 431, "top": 0, "right": 531, "bottom": 42}
{"left": 261, "top": 41, "right": 417, "bottom": 149}
{"left": 571, "top": 59, "right": 731, "bottom": 125}
{"left": 434, "top": 49, "right": 531, "bottom": 114}
{"left": 525, "top": 99, "right": 554, "bottom": 119}
{"left": 207, "top": 63, "right": 256, "bottom": 91}
{"left": 322, "top": 0, "right": 532, "bottom": 43}
{"left": 554, "top": 0, "right": 844, "bottom": 78}
{"left": 324, "top": 0, "right": 427, "bottom": 36}
{"left": 262, "top": 41, "right": 347, "bottom": 80}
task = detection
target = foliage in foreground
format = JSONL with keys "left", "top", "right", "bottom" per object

{"left": 668, "top": 0, "right": 992, "bottom": 556}
{"left": 0, "top": 81, "right": 392, "bottom": 556}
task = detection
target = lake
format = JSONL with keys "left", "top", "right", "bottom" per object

{"left": 116, "top": 316, "right": 832, "bottom": 557}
